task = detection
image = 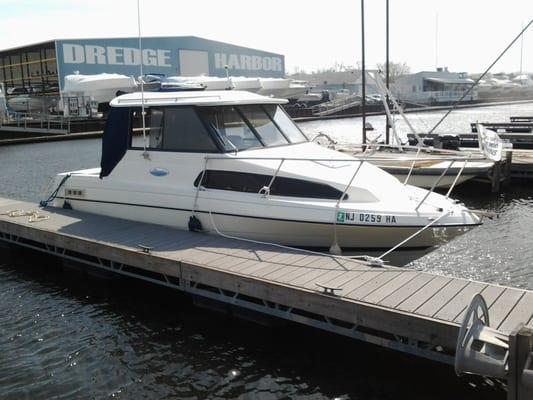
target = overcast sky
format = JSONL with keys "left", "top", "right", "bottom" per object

{"left": 1, "top": 0, "right": 532, "bottom": 74}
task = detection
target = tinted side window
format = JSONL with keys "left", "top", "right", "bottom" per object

{"left": 194, "top": 170, "right": 346, "bottom": 200}
{"left": 149, "top": 108, "right": 164, "bottom": 149}
{"left": 162, "top": 107, "right": 218, "bottom": 152}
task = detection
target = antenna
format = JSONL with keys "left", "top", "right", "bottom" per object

{"left": 361, "top": 0, "right": 366, "bottom": 145}
{"left": 435, "top": 13, "right": 439, "bottom": 69}
{"left": 519, "top": 22, "right": 524, "bottom": 84}
{"left": 137, "top": 0, "right": 148, "bottom": 158}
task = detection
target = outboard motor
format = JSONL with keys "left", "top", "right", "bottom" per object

{"left": 434, "top": 134, "right": 461, "bottom": 150}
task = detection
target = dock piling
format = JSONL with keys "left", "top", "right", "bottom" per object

{"left": 508, "top": 325, "right": 533, "bottom": 400}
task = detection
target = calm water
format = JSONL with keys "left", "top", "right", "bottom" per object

{"left": 0, "top": 102, "right": 532, "bottom": 399}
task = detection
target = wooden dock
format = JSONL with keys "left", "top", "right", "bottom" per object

{"left": 0, "top": 196, "right": 532, "bottom": 399}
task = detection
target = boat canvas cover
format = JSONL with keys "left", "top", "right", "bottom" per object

{"left": 100, "top": 107, "right": 130, "bottom": 178}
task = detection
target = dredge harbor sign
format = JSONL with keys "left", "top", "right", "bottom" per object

{"left": 56, "top": 36, "right": 284, "bottom": 90}
{"left": 62, "top": 44, "right": 172, "bottom": 67}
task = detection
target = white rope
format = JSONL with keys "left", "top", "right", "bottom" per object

{"left": 0, "top": 209, "right": 49, "bottom": 223}
{"left": 378, "top": 210, "right": 451, "bottom": 259}
{"left": 202, "top": 189, "right": 383, "bottom": 268}
{"left": 331, "top": 160, "right": 364, "bottom": 255}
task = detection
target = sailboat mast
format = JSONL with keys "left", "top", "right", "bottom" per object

{"left": 519, "top": 22, "right": 524, "bottom": 83}
{"left": 385, "top": 0, "right": 390, "bottom": 144}
{"left": 361, "top": 0, "right": 367, "bottom": 144}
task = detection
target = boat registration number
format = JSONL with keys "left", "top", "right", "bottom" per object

{"left": 337, "top": 211, "right": 397, "bottom": 224}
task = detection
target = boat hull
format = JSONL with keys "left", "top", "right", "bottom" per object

{"left": 55, "top": 196, "right": 476, "bottom": 250}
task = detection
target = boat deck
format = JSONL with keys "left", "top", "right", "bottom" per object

{"left": 0, "top": 196, "right": 532, "bottom": 394}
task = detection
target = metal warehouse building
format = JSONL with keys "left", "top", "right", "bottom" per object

{"left": 0, "top": 36, "right": 285, "bottom": 96}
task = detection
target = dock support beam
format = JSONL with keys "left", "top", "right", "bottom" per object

{"left": 508, "top": 325, "right": 533, "bottom": 400}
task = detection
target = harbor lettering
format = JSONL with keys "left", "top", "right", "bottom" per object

{"left": 62, "top": 44, "right": 171, "bottom": 67}
{"left": 214, "top": 52, "right": 283, "bottom": 72}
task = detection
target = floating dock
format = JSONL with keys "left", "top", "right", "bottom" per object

{"left": 0, "top": 196, "right": 532, "bottom": 399}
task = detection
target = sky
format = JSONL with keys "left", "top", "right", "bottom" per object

{"left": 0, "top": 0, "right": 532, "bottom": 75}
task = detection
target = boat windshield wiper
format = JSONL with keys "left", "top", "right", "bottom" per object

{"left": 225, "top": 138, "right": 239, "bottom": 154}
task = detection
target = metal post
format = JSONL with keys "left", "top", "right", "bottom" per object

{"left": 415, "top": 160, "right": 455, "bottom": 211}
{"left": 385, "top": 0, "right": 390, "bottom": 145}
{"left": 361, "top": 0, "right": 367, "bottom": 145}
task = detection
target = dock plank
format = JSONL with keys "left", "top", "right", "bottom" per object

{"left": 341, "top": 270, "right": 387, "bottom": 296}
{"left": 434, "top": 281, "right": 486, "bottom": 322}
{"left": 362, "top": 271, "right": 419, "bottom": 304}
{"left": 269, "top": 258, "right": 347, "bottom": 285}
{"left": 415, "top": 278, "right": 470, "bottom": 317}
{"left": 486, "top": 288, "right": 525, "bottom": 329}
{"left": 379, "top": 273, "right": 435, "bottom": 309}
{"left": 345, "top": 270, "right": 402, "bottom": 300}
{"left": 312, "top": 269, "right": 368, "bottom": 291}
{"left": 262, "top": 265, "right": 310, "bottom": 282}
{"left": 498, "top": 291, "right": 533, "bottom": 332}
{"left": 396, "top": 275, "right": 453, "bottom": 313}
{"left": 0, "top": 198, "right": 25, "bottom": 208}
{"left": 241, "top": 262, "right": 287, "bottom": 280}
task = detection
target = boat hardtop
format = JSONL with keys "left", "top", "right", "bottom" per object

{"left": 110, "top": 89, "right": 288, "bottom": 107}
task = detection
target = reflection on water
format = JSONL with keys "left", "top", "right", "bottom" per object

{"left": 299, "top": 102, "right": 533, "bottom": 144}
{"left": 0, "top": 253, "right": 506, "bottom": 399}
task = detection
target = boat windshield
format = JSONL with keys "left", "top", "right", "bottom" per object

{"left": 199, "top": 104, "right": 308, "bottom": 151}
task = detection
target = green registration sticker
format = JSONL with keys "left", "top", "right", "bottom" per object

{"left": 336, "top": 211, "right": 345, "bottom": 223}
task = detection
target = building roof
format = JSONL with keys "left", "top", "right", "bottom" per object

{"left": 424, "top": 77, "right": 474, "bottom": 85}
{"left": 0, "top": 36, "right": 282, "bottom": 57}
{"left": 110, "top": 90, "right": 288, "bottom": 107}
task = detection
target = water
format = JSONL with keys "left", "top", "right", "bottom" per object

{"left": 0, "top": 102, "right": 532, "bottom": 399}
{"left": 300, "top": 101, "right": 533, "bottom": 144}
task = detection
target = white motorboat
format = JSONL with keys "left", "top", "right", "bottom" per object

{"left": 63, "top": 72, "right": 138, "bottom": 104}
{"left": 165, "top": 76, "right": 232, "bottom": 91}
{"left": 230, "top": 77, "right": 262, "bottom": 92}
{"left": 257, "top": 78, "right": 309, "bottom": 100}
{"left": 47, "top": 90, "right": 481, "bottom": 253}
{"left": 7, "top": 94, "right": 48, "bottom": 113}
{"left": 332, "top": 72, "right": 495, "bottom": 189}
{"left": 334, "top": 143, "right": 494, "bottom": 189}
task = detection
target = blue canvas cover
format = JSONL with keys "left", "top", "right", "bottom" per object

{"left": 99, "top": 107, "right": 130, "bottom": 178}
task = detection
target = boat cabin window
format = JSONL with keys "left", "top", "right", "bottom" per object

{"left": 239, "top": 105, "right": 290, "bottom": 147}
{"left": 199, "top": 106, "right": 262, "bottom": 151}
{"left": 130, "top": 106, "right": 219, "bottom": 152}
{"left": 262, "top": 105, "right": 307, "bottom": 144}
{"left": 198, "top": 105, "right": 308, "bottom": 151}
{"left": 194, "top": 170, "right": 347, "bottom": 200}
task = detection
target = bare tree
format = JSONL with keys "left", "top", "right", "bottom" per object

{"left": 376, "top": 61, "right": 410, "bottom": 83}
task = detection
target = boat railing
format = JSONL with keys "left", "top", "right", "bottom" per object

{"left": 197, "top": 153, "right": 476, "bottom": 259}
{"left": 0, "top": 111, "right": 72, "bottom": 133}
{"left": 201, "top": 152, "right": 486, "bottom": 212}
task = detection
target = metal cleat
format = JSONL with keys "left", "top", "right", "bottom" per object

{"left": 315, "top": 283, "right": 342, "bottom": 296}
{"left": 137, "top": 244, "right": 154, "bottom": 254}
